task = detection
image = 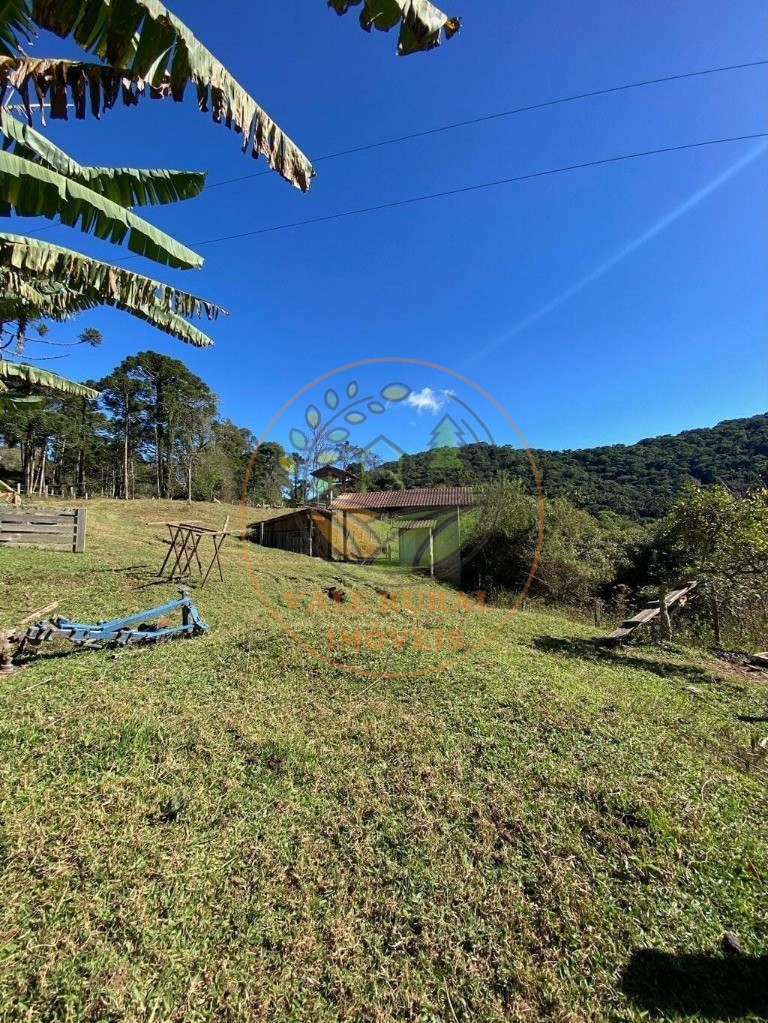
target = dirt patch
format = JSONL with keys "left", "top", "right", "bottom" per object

{"left": 710, "top": 648, "right": 768, "bottom": 682}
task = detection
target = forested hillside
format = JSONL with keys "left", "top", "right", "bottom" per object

{"left": 393, "top": 414, "right": 768, "bottom": 519}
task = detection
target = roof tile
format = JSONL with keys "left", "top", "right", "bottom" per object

{"left": 331, "top": 487, "right": 474, "bottom": 511}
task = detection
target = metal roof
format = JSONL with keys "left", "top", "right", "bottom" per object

{"left": 331, "top": 487, "right": 474, "bottom": 511}
{"left": 309, "top": 465, "right": 359, "bottom": 481}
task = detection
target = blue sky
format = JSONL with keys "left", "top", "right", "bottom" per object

{"left": 11, "top": 0, "right": 768, "bottom": 454}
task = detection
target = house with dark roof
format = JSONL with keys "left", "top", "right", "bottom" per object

{"left": 255, "top": 483, "right": 474, "bottom": 584}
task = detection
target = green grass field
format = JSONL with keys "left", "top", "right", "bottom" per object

{"left": 1, "top": 499, "right": 766, "bottom": 1022}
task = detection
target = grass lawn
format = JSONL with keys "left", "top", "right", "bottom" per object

{"left": 0, "top": 499, "right": 766, "bottom": 1022}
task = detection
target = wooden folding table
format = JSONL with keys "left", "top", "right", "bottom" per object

{"left": 157, "top": 516, "right": 232, "bottom": 587}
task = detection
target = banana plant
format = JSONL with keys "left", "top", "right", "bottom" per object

{"left": 0, "top": 232, "right": 223, "bottom": 346}
{"left": 0, "top": 108, "right": 206, "bottom": 207}
{"left": 0, "top": 0, "right": 459, "bottom": 363}
{"left": 0, "top": 358, "right": 99, "bottom": 409}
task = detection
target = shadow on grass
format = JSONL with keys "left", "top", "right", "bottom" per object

{"left": 88, "top": 565, "right": 150, "bottom": 573}
{"left": 12, "top": 645, "right": 95, "bottom": 668}
{"left": 621, "top": 949, "right": 768, "bottom": 1020}
{"left": 532, "top": 635, "right": 724, "bottom": 688}
{"left": 131, "top": 577, "right": 194, "bottom": 591}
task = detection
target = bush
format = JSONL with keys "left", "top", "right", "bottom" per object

{"left": 462, "top": 475, "right": 638, "bottom": 609}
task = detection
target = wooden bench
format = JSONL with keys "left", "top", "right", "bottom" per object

{"left": 605, "top": 581, "right": 698, "bottom": 642}
{"left": 0, "top": 507, "right": 87, "bottom": 553}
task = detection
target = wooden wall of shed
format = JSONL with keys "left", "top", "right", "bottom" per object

{"left": 261, "top": 510, "right": 334, "bottom": 559}
{"left": 328, "top": 510, "right": 379, "bottom": 562}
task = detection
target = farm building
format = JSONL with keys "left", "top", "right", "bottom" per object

{"left": 255, "top": 506, "right": 379, "bottom": 562}
{"left": 256, "top": 486, "right": 474, "bottom": 584}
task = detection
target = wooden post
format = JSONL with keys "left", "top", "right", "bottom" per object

{"left": 73, "top": 507, "right": 87, "bottom": 553}
{"left": 429, "top": 527, "right": 434, "bottom": 578}
{"left": 343, "top": 511, "right": 348, "bottom": 562}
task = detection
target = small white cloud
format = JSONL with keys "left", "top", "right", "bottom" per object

{"left": 404, "top": 386, "right": 445, "bottom": 415}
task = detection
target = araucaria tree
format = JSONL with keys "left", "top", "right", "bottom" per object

{"left": 0, "top": 350, "right": 293, "bottom": 501}
{"left": 97, "top": 352, "right": 217, "bottom": 500}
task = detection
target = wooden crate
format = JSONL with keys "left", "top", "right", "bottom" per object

{"left": 0, "top": 507, "right": 86, "bottom": 553}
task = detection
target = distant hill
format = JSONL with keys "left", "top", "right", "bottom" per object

{"left": 388, "top": 414, "right": 768, "bottom": 520}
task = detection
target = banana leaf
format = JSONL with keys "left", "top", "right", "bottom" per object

{"left": 327, "top": 0, "right": 460, "bottom": 54}
{"left": 0, "top": 0, "right": 34, "bottom": 57}
{"left": 0, "top": 357, "right": 99, "bottom": 397}
{"left": 0, "top": 150, "right": 202, "bottom": 267}
{"left": 0, "top": 233, "right": 222, "bottom": 318}
{"left": 0, "top": 273, "right": 215, "bottom": 346}
{"left": 0, "top": 109, "right": 205, "bottom": 206}
{"left": 0, "top": 3, "right": 315, "bottom": 191}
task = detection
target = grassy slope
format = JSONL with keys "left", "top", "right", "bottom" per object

{"left": 0, "top": 500, "right": 766, "bottom": 1022}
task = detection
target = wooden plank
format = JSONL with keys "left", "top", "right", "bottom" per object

{"left": 18, "top": 601, "right": 60, "bottom": 625}
{"left": 0, "top": 531, "right": 70, "bottom": 540}
{"left": 0, "top": 527, "right": 70, "bottom": 536}
{"left": 0, "top": 505, "right": 86, "bottom": 552}
{"left": 0, "top": 516, "right": 74, "bottom": 526}
{"left": 621, "top": 607, "right": 659, "bottom": 627}
{"left": 1, "top": 508, "right": 76, "bottom": 517}
{"left": 606, "top": 626, "right": 635, "bottom": 640}
{"left": 4, "top": 521, "right": 69, "bottom": 527}
{"left": 0, "top": 525, "right": 69, "bottom": 535}
{"left": 606, "top": 581, "right": 698, "bottom": 642}
{"left": 0, "top": 525, "right": 70, "bottom": 535}
{"left": 1, "top": 508, "right": 73, "bottom": 514}
{"left": 0, "top": 536, "right": 71, "bottom": 546}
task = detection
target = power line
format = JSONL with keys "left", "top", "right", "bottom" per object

{"left": 24, "top": 132, "right": 768, "bottom": 261}
{"left": 180, "top": 133, "right": 766, "bottom": 249}
{"left": 104, "top": 131, "right": 765, "bottom": 264}
{"left": 16, "top": 57, "right": 767, "bottom": 244}
{"left": 203, "top": 59, "right": 768, "bottom": 190}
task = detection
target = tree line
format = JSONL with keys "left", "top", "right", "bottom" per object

{"left": 392, "top": 414, "right": 768, "bottom": 519}
{"left": 0, "top": 350, "right": 289, "bottom": 504}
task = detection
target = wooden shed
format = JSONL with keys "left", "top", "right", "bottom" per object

{"left": 258, "top": 508, "right": 332, "bottom": 558}
{"left": 331, "top": 487, "right": 474, "bottom": 583}
{"left": 255, "top": 487, "right": 474, "bottom": 583}
{"left": 257, "top": 507, "right": 379, "bottom": 562}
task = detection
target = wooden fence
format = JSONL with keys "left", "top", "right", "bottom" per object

{"left": 0, "top": 507, "right": 87, "bottom": 553}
